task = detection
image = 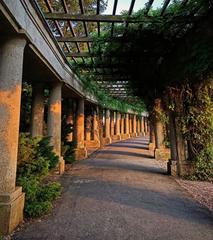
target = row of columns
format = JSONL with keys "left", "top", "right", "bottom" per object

{"left": 0, "top": 36, "right": 149, "bottom": 234}
{"left": 148, "top": 97, "right": 193, "bottom": 177}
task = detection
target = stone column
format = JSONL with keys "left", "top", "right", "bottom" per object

{"left": 120, "top": 113, "right": 125, "bottom": 139}
{"left": 144, "top": 117, "right": 148, "bottom": 135}
{"left": 30, "top": 84, "right": 45, "bottom": 137}
{"left": 105, "top": 109, "right": 111, "bottom": 144}
{"left": 85, "top": 114, "right": 92, "bottom": 142}
{"left": 141, "top": 116, "right": 145, "bottom": 136}
{"left": 110, "top": 111, "right": 115, "bottom": 137}
{"left": 115, "top": 111, "right": 121, "bottom": 140}
{"left": 137, "top": 116, "right": 141, "bottom": 135}
{"left": 47, "top": 82, "right": 65, "bottom": 174}
{"left": 148, "top": 121, "right": 156, "bottom": 151}
{"left": 133, "top": 114, "right": 137, "bottom": 137}
{"left": 0, "top": 36, "right": 26, "bottom": 234}
{"left": 125, "top": 113, "right": 130, "bottom": 138}
{"left": 93, "top": 106, "right": 100, "bottom": 144}
{"left": 153, "top": 98, "right": 169, "bottom": 161}
{"left": 74, "top": 98, "right": 87, "bottom": 160}
{"left": 167, "top": 111, "right": 178, "bottom": 176}
{"left": 129, "top": 115, "right": 132, "bottom": 135}
{"left": 98, "top": 108, "right": 104, "bottom": 148}
{"left": 66, "top": 99, "right": 74, "bottom": 142}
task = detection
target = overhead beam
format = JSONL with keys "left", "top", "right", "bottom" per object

{"left": 66, "top": 52, "right": 91, "bottom": 57}
{"left": 44, "top": 12, "right": 200, "bottom": 23}
{"left": 44, "top": 13, "right": 160, "bottom": 23}
{"left": 56, "top": 36, "right": 93, "bottom": 42}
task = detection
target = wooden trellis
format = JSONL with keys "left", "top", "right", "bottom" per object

{"left": 32, "top": 0, "right": 203, "bottom": 100}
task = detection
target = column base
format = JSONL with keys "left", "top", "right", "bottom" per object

{"left": 59, "top": 157, "right": 65, "bottom": 175}
{"left": 167, "top": 159, "right": 178, "bottom": 176}
{"left": 154, "top": 148, "right": 171, "bottom": 161}
{"left": 148, "top": 143, "right": 155, "bottom": 151}
{"left": 112, "top": 135, "right": 121, "bottom": 141}
{"left": 0, "top": 187, "right": 25, "bottom": 235}
{"left": 102, "top": 137, "right": 112, "bottom": 145}
{"left": 179, "top": 161, "right": 194, "bottom": 177}
{"left": 121, "top": 134, "right": 129, "bottom": 140}
{"left": 74, "top": 147, "right": 87, "bottom": 160}
{"left": 86, "top": 140, "right": 100, "bottom": 148}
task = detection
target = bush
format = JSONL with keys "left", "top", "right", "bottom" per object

{"left": 17, "top": 134, "right": 62, "bottom": 218}
{"left": 61, "top": 141, "right": 76, "bottom": 164}
{"left": 192, "top": 145, "right": 213, "bottom": 182}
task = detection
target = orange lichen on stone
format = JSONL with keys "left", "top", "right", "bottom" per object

{"left": 50, "top": 101, "right": 61, "bottom": 113}
{"left": 0, "top": 85, "right": 22, "bottom": 193}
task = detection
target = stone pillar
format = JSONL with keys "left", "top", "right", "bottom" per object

{"left": 153, "top": 98, "right": 170, "bottom": 161}
{"left": 129, "top": 115, "right": 132, "bottom": 135}
{"left": 66, "top": 99, "right": 74, "bottom": 142}
{"left": 47, "top": 82, "right": 65, "bottom": 174}
{"left": 110, "top": 111, "right": 115, "bottom": 137}
{"left": 85, "top": 114, "right": 92, "bottom": 141}
{"left": 0, "top": 37, "right": 26, "bottom": 234}
{"left": 144, "top": 117, "right": 148, "bottom": 135}
{"left": 120, "top": 114, "right": 125, "bottom": 139}
{"left": 105, "top": 109, "right": 111, "bottom": 144}
{"left": 125, "top": 113, "right": 130, "bottom": 138}
{"left": 115, "top": 111, "right": 121, "bottom": 140}
{"left": 149, "top": 121, "right": 156, "bottom": 151}
{"left": 30, "top": 84, "right": 45, "bottom": 137}
{"left": 167, "top": 111, "right": 178, "bottom": 176}
{"left": 98, "top": 108, "right": 104, "bottom": 148}
{"left": 141, "top": 116, "right": 145, "bottom": 136}
{"left": 74, "top": 98, "right": 87, "bottom": 160}
{"left": 137, "top": 116, "right": 141, "bottom": 135}
{"left": 93, "top": 106, "right": 100, "bottom": 143}
{"left": 133, "top": 114, "right": 137, "bottom": 137}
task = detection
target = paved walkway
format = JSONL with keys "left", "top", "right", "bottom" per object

{"left": 14, "top": 137, "right": 213, "bottom": 240}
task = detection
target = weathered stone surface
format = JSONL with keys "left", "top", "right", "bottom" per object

{"left": 85, "top": 140, "right": 100, "bottom": 148}
{"left": 0, "top": 187, "right": 25, "bottom": 235}
{"left": 167, "top": 159, "right": 178, "bottom": 176}
{"left": 105, "top": 109, "right": 111, "bottom": 141}
{"left": 30, "top": 84, "right": 45, "bottom": 137}
{"left": 148, "top": 142, "right": 155, "bottom": 151}
{"left": 155, "top": 148, "right": 171, "bottom": 161}
{"left": 74, "top": 147, "right": 87, "bottom": 160}
{"left": 59, "top": 157, "right": 65, "bottom": 175}
{"left": 0, "top": 37, "right": 26, "bottom": 194}
{"left": 102, "top": 137, "right": 112, "bottom": 145}
{"left": 47, "top": 82, "right": 62, "bottom": 157}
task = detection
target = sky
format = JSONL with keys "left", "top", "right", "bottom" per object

{"left": 104, "top": 0, "right": 165, "bottom": 14}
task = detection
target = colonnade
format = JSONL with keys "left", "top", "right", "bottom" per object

{"left": 0, "top": 35, "right": 149, "bottom": 234}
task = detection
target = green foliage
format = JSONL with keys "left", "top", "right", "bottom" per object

{"left": 61, "top": 116, "right": 76, "bottom": 164}
{"left": 37, "top": 137, "right": 59, "bottom": 169}
{"left": 191, "top": 145, "right": 213, "bottom": 181}
{"left": 17, "top": 134, "right": 62, "bottom": 217}
{"left": 61, "top": 141, "right": 76, "bottom": 164}
{"left": 20, "top": 82, "right": 32, "bottom": 132}
{"left": 79, "top": 76, "right": 145, "bottom": 114}
{"left": 180, "top": 82, "right": 213, "bottom": 181}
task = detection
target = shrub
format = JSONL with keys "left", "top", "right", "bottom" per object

{"left": 61, "top": 140, "right": 76, "bottom": 164}
{"left": 17, "top": 134, "right": 62, "bottom": 218}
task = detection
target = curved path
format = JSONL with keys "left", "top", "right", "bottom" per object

{"left": 14, "top": 137, "right": 213, "bottom": 240}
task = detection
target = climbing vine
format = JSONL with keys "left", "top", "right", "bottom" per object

{"left": 180, "top": 81, "right": 213, "bottom": 181}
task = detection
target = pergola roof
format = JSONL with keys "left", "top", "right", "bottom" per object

{"left": 33, "top": 0, "right": 206, "bottom": 101}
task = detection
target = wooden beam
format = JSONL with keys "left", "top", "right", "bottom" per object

{"left": 66, "top": 52, "right": 91, "bottom": 57}
{"left": 56, "top": 36, "right": 93, "bottom": 42}
{"left": 44, "top": 13, "right": 159, "bottom": 23}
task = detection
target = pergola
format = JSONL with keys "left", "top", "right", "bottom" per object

{"left": 32, "top": 0, "right": 206, "bottom": 101}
